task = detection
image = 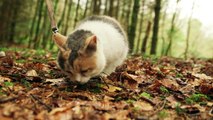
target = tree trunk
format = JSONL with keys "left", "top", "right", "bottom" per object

{"left": 28, "top": 0, "right": 40, "bottom": 48}
{"left": 141, "top": 21, "right": 152, "bottom": 53}
{"left": 150, "top": 0, "right": 161, "bottom": 55}
{"left": 83, "top": 0, "right": 89, "bottom": 18}
{"left": 136, "top": 0, "right": 145, "bottom": 53}
{"left": 9, "top": 0, "right": 20, "bottom": 43}
{"left": 165, "top": 0, "right": 180, "bottom": 56}
{"left": 73, "top": 0, "right": 81, "bottom": 28}
{"left": 63, "top": 0, "right": 73, "bottom": 35}
{"left": 104, "top": 0, "right": 109, "bottom": 15}
{"left": 108, "top": 0, "right": 114, "bottom": 16}
{"left": 160, "top": 1, "right": 168, "bottom": 56}
{"left": 58, "top": 0, "right": 68, "bottom": 28}
{"left": 41, "top": 7, "right": 48, "bottom": 49}
{"left": 92, "top": 0, "right": 101, "bottom": 15}
{"left": 184, "top": 1, "right": 195, "bottom": 59}
{"left": 33, "top": 0, "right": 44, "bottom": 49}
{"left": 128, "top": 0, "right": 140, "bottom": 53}
{"left": 115, "top": 0, "right": 120, "bottom": 19}
{"left": 0, "top": 0, "right": 13, "bottom": 42}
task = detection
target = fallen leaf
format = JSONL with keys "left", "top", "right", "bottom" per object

{"left": 0, "top": 51, "right": 6, "bottom": 57}
{"left": 102, "top": 84, "right": 122, "bottom": 92}
{"left": 0, "top": 76, "right": 11, "bottom": 83}
{"left": 133, "top": 101, "right": 154, "bottom": 111}
{"left": 45, "top": 78, "right": 64, "bottom": 86}
{"left": 26, "top": 70, "right": 38, "bottom": 77}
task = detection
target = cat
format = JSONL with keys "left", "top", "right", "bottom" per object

{"left": 53, "top": 15, "right": 129, "bottom": 83}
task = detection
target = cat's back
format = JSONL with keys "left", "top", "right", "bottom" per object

{"left": 76, "top": 15, "right": 128, "bottom": 45}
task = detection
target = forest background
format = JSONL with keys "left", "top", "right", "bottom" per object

{"left": 0, "top": 0, "right": 213, "bottom": 58}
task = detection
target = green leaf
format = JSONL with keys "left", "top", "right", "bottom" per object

{"left": 4, "top": 81, "right": 14, "bottom": 87}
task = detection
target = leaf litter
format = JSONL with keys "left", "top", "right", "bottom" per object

{"left": 0, "top": 50, "right": 212, "bottom": 120}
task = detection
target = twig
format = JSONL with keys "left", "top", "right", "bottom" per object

{"left": 100, "top": 76, "right": 109, "bottom": 89}
{"left": 30, "top": 94, "right": 52, "bottom": 112}
{"left": 0, "top": 96, "right": 18, "bottom": 104}
{"left": 148, "top": 100, "right": 167, "bottom": 117}
{"left": 140, "top": 96, "right": 156, "bottom": 106}
{"left": 209, "top": 106, "right": 213, "bottom": 117}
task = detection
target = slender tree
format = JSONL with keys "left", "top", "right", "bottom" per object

{"left": 73, "top": 0, "right": 81, "bottom": 28}
{"left": 63, "top": 0, "right": 73, "bottom": 35}
{"left": 33, "top": 0, "right": 44, "bottom": 48}
{"left": 115, "top": 0, "right": 120, "bottom": 19}
{"left": 165, "top": 0, "right": 180, "bottom": 56}
{"left": 28, "top": 1, "right": 40, "bottom": 48}
{"left": 92, "top": 0, "right": 101, "bottom": 15}
{"left": 160, "top": 1, "right": 168, "bottom": 56}
{"left": 184, "top": 0, "right": 196, "bottom": 59}
{"left": 150, "top": 0, "right": 161, "bottom": 55}
{"left": 58, "top": 0, "right": 68, "bottom": 28}
{"left": 83, "top": 0, "right": 89, "bottom": 18}
{"left": 141, "top": 21, "right": 152, "bottom": 53}
{"left": 108, "top": 0, "right": 114, "bottom": 16}
{"left": 136, "top": 0, "right": 145, "bottom": 53}
{"left": 128, "top": 0, "right": 140, "bottom": 53}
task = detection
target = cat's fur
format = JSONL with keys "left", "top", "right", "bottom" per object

{"left": 53, "top": 15, "right": 128, "bottom": 83}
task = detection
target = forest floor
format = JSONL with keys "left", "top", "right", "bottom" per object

{"left": 0, "top": 48, "right": 212, "bottom": 120}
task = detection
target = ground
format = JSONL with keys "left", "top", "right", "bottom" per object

{"left": 0, "top": 49, "right": 212, "bottom": 120}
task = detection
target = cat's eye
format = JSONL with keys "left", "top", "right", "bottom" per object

{"left": 80, "top": 69, "right": 89, "bottom": 74}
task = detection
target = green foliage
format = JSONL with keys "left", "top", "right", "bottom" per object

{"left": 158, "top": 110, "right": 168, "bottom": 119}
{"left": 0, "top": 87, "right": 4, "bottom": 96}
{"left": 175, "top": 72, "right": 183, "bottom": 78}
{"left": 21, "top": 79, "right": 31, "bottom": 88}
{"left": 89, "top": 87, "right": 102, "bottom": 94}
{"left": 160, "top": 86, "right": 169, "bottom": 94}
{"left": 4, "top": 81, "right": 14, "bottom": 87}
{"left": 175, "top": 103, "right": 185, "bottom": 114}
{"left": 126, "top": 99, "right": 135, "bottom": 104}
{"left": 139, "top": 92, "right": 152, "bottom": 99}
{"left": 185, "top": 93, "right": 208, "bottom": 104}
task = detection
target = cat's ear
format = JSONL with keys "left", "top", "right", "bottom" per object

{"left": 85, "top": 35, "right": 97, "bottom": 55}
{"left": 52, "top": 33, "right": 67, "bottom": 51}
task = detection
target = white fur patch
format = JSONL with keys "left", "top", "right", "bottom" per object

{"left": 76, "top": 20, "right": 128, "bottom": 74}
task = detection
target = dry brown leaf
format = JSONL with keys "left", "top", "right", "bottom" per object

{"left": 160, "top": 78, "right": 179, "bottom": 91}
{"left": 0, "top": 51, "right": 6, "bottom": 57}
{"left": 166, "top": 95, "right": 179, "bottom": 108}
{"left": 102, "top": 84, "right": 122, "bottom": 92}
{"left": 45, "top": 78, "right": 64, "bottom": 86}
{"left": 26, "top": 70, "right": 38, "bottom": 77}
{"left": 133, "top": 101, "right": 154, "bottom": 111}
{"left": 0, "top": 76, "right": 11, "bottom": 83}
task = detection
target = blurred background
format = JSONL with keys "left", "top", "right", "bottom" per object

{"left": 0, "top": 0, "right": 212, "bottom": 58}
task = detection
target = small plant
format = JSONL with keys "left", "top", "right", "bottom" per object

{"left": 4, "top": 81, "right": 14, "bottom": 87}
{"left": 176, "top": 72, "right": 183, "bottom": 78}
{"left": 175, "top": 103, "right": 185, "bottom": 114}
{"left": 158, "top": 110, "right": 168, "bottom": 119}
{"left": 0, "top": 87, "right": 4, "bottom": 95}
{"left": 185, "top": 93, "right": 208, "bottom": 104}
{"left": 90, "top": 87, "right": 102, "bottom": 94}
{"left": 21, "top": 79, "right": 31, "bottom": 88}
{"left": 160, "top": 86, "right": 169, "bottom": 94}
{"left": 126, "top": 99, "right": 135, "bottom": 104}
{"left": 139, "top": 92, "right": 152, "bottom": 99}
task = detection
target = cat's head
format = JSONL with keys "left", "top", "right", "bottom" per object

{"left": 53, "top": 30, "right": 105, "bottom": 83}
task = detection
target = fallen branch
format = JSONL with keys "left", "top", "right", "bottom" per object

{"left": 140, "top": 96, "right": 156, "bottom": 106}
{"left": 0, "top": 96, "right": 18, "bottom": 104}
{"left": 30, "top": 94, "right": 52, "bottom": 112}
